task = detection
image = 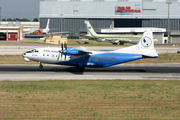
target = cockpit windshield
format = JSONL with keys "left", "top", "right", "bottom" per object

{"left": 26, "top": 49, "right": 39, "bottom": 53}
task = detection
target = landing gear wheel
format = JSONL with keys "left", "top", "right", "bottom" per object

{"left": 76, "top": 66, "right": 85, "bottom": 72}
{"left": 81, "top": 67, "right": 85, "bottom": 72}
{"left": 39, "top": 63, "right": 43, "bottom": 69}
{"left": 119, "top": 42, "right": 124, "bottom": 45}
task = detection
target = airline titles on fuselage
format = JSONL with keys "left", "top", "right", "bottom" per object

{"left": 43, "top": 50, "right": 59, "bottom": 53}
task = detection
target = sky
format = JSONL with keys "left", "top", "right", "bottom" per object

{"left": 0, "top": 0, "right": 44, "bottom": 21}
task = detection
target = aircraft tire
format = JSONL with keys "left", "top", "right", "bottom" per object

{"left": 39, "top": 64, "right": 43, "bottom": 69}
{"left": 119, "top": 42, "right": 124, "bottom": 45}
{"left": 76, "top": 66, "right": 85, "bottom": 72}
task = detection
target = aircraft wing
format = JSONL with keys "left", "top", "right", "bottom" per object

{"left": 73, "top": 46, "right": 93, "bottom": 54}
{"left": 107, "top": 38, "right": 131, "bottom": 43}
{"left": 103, "top": 38, "right": 139, "bottom": 44}
{"left": 107, "top": 38, "right": 157, "bottom": 44}
{"left": 48, "top": 31, "right": 69, "bottom": 34}
{"left": 66, "top": 46, "right": 93, "bottom": 56}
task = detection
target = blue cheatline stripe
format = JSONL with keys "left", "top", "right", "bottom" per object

{"left": 54, "top": 52, "right": 144, "bottom": 68}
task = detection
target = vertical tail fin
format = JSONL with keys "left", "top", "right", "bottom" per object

{"left": 84, "top": 21, "right": 97, "bottom": 37}
{"left": 44, "top": 19, "right": 50, "bottom": 34}
{"left": 114, "top": 30, "right": 158, "bottom": 57}
{"left": 136, "top": 30, "right": 154, "bottom": 49}
{"left": 46, "top": 19, "right": 50, "bottom": 30}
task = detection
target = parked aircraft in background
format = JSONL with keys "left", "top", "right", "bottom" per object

{"left": 32, "top": 19, "right": 68, "bottom": 35}
{"left": 84, "top": 21, "right": 142, "bottom": 45}
{"left": 22, "top": 30, "right": 158, "bottom": 72}
{"left": 33, "top": 19, "right": 50, "bottom": 34}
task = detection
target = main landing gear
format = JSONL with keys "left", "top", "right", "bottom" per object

{"left": 76, "top": 66, "right": 85, "bottom": 72}
{"left": 39, "top": 62, "right": 43, "bottom": 69}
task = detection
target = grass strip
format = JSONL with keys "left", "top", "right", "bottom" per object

{"left": 0, "top": 80, "right": 179, "bottom": 119}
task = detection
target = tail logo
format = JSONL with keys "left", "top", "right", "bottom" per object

{"left": 141, "top": 37, "right": 152, "bottom": 47}
{"left": 89, "top": 27, "right": 91, "bottom": 29}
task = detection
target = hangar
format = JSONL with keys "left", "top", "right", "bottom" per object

{"left": 0, "top": 21, "right": 39, "bottom": 35}
{"left": 39, "top": 0, "right": 180, "bottom": 43}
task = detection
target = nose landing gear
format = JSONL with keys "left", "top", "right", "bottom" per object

{"left": 39, "top": 62, "right": 43, "bottom": 69}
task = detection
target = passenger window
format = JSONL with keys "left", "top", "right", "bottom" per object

{"left": 47, "top": 54, "right": 49, "bottom": 56}
{"left": 52, "top": 55, "right": 54, "bottom": 57}
{"left": 95, "top": 58, "right": 99, "bottom": 61}
{"left": 43, "top": 54, "right": 45, "bottom": 56}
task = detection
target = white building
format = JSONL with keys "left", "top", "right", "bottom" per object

{"left": 39, "top": 0, "right": 180, "bottom": 43}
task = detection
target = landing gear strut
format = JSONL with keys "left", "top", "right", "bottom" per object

{"left": 76, "top": 66, "right": 85, "bottom": 72}
{"left": 39, "top": 62, "right": 43, "bottom": 69}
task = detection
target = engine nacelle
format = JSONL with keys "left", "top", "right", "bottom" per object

{"left": 66, "top": 50, "right": 83, "bottom": 55}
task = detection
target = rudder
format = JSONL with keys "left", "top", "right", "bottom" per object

{"left": 84, "top": 21, "right": 97, "bottom": 37}
{"left": 136, "top": 30, "right": 154, "bottom": 49}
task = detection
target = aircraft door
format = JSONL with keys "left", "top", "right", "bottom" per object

{"left": 91, "top": 55, "right": 103, "bottom": 67}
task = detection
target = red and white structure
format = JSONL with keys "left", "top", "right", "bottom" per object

{"left": 0, "top": 26, "right": 23, "bottom": 41}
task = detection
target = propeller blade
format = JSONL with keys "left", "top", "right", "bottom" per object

{"left": 57, "top": 50, "right": 60, "bottom": 62}
{"left": 65, "top": 42, "right": 67, "bottom": 51}
{"left": 61, "top": 43, "right": 63, "bottom": 58}
{"left": 64, "top": 42, "right": 67, "bottom": 60}
{"left": 61, "top": 43, "right": 63, "bottom": 51}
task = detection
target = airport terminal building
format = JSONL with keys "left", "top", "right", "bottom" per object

{"left": 39, "top": 0, "right": 180, "bottom": 43}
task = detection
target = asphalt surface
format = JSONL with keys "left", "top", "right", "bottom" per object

{"left": 0, "top": 39, "right": 180, "bottom": 81}
{"left": 0, "top": 63, "right": 180, "bottom": 81}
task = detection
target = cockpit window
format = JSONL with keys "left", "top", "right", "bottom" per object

{"left": 26, "top": 51, "right": 32, "bottom": 53}
{"left": 35, "top": 50, "right": 39, "bottom": 53}
{"left": 26, "top": 49, "right": 38, "bottom": 53}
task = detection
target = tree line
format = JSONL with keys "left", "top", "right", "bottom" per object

{"left": 2, "top": 18, "right": 39, "bottom": 22}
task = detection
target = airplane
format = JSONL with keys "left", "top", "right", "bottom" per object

{"left": 84, "top": 21, "right": 157, "bottom": 45}
{"left": 22, "top": 30, "right": 158, "bottom": 72}
{"left": 84, "top": 20, "right": 141, "bottom": 45}
{"left": 33, "top": 19, "right": 50, "bottom": 34}
{"left": 32, "top": 19, "right": 68, "bottom": 35}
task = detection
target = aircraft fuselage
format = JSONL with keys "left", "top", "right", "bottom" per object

{"left": 23, "top": 47, "right": 143, "bottom": 68}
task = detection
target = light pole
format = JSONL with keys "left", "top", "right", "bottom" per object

{"left": 0, "top": 7, "right": 2, "bottom": 21}
{"left": 60, "top": 14, "right": 63, "bottom": 33}
{"left": 166, "top": 1, "right": 172, "bottom": 43}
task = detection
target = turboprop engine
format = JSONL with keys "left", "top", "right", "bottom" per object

{"left": 66, "top": 50, "right": 84, "bottom": 55}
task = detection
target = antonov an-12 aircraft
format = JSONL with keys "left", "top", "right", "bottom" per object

{"left": 23, "top": 30, "right": 158, "bottom": 72}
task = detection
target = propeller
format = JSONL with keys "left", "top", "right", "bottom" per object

{"left": 59, "top": 42, "right": 68, "bottom": 60}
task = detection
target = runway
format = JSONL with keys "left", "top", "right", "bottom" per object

{"left": 0, "top": 63, "right": 180, "bottom": 81}
{"left": 0, "top": 46, "right": 180, "bottom": 55}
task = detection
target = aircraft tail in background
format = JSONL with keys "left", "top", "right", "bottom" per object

{"left": 44, "top": 19, "right": 50, "bottom": 34}
{"left": 84, "top": 21, "right": 98, "bottom": 37}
